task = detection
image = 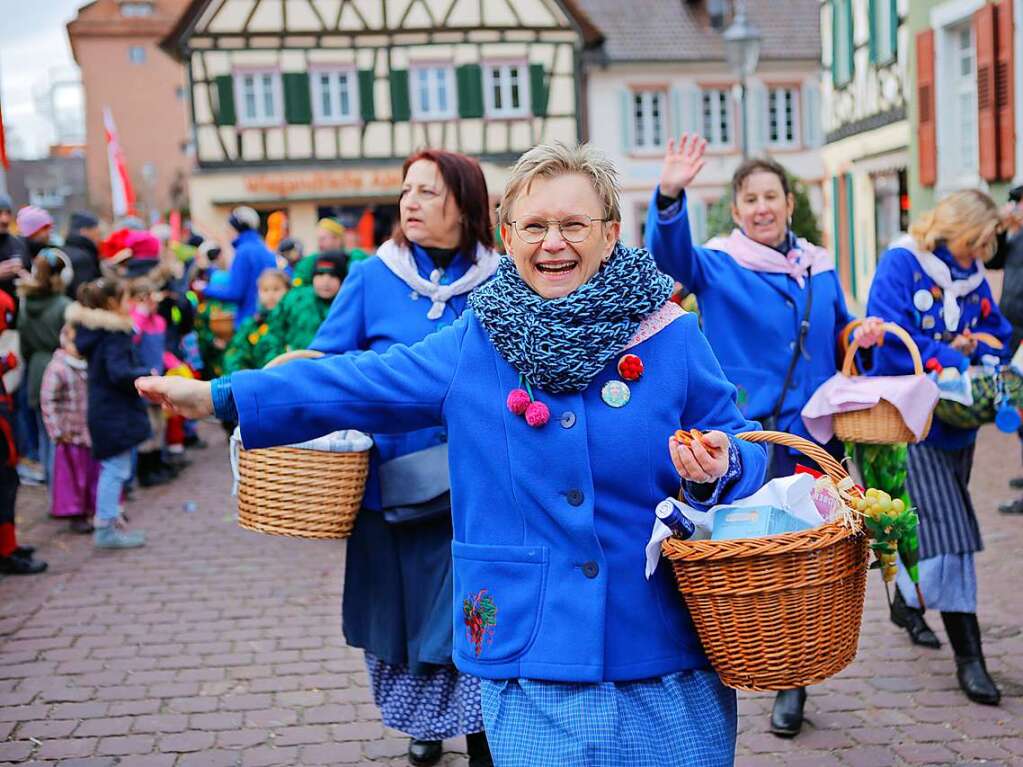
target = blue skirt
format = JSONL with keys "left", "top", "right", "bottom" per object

{"left": 481, "top": 670, "right": 736, "bottom": 767}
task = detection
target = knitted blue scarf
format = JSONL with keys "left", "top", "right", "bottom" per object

{"left": 469, "top": 243, "right": 673, "bottom": 393}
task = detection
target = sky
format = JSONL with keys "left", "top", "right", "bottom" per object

{"left": 1, "top": 0, "right": 86, "bottom": 158}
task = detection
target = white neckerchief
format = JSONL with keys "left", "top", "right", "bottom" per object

{"left": 376, "top": 240, "right": 499, "bottom": 320}
{"left": 890, "top": 234, "right": 986, "bottom": 331}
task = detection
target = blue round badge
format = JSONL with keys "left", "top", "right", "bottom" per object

{"left": 601, "top": 380, "right": 631, "bottom": 408}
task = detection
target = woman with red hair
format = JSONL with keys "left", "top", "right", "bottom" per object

{"left": 308, "top": 149, "right": 498, "bottom": 766}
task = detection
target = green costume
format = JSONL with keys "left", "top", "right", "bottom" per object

{"left": 223, "top": 309, "right": 279, "bottom": 374}
{"left": 194, "top": 299, "right": 233, "bottom": 380}
{"left": 291, "top": 254, "right": 317, "bottom": 288}
{"left": 260, "top": 287, "right": 334, "bottom": 360}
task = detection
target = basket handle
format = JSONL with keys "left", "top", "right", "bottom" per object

{"left": 736, "top": 430, "right": 855, "bottom": 491}
{"left": 970, "top": 331, "right": 1004, "bottom": 350}
{"left": 264, "top": 349, "right": 325, "bottom": 369}
{"left": 841, "top": 322, "right": 923, "bottom": 378}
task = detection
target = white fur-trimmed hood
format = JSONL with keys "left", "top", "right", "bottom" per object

{"left": 64, "top": 302, "right": 133, "bottom": 333}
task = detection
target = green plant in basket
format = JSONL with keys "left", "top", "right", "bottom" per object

{"left": 853, "top": 489, "right": 921, "bottom": 590}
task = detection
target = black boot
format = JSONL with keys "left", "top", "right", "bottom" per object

{"left": 407, "top": 738, "right": 442, "bottom": 766}
{"left": 769, "top": 687, "right": 806, "bottom": 737}
{"left": 137, "top": 452, "right": 172, "bottom": 487}
{"left": 466, "top": 731, "right": 493, "bottom": 767}
{"left": 941, "top": 612, "right": 1001, "bottom": 705}
{"left": 0, "top": 553, "right": 47, "bottom": 575}
{"left": 890, "top": 589, "right": 941, "bottom": 648}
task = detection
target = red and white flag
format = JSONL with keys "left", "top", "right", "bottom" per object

{"left": 0, "top": 99, "right": 10, "bottom": 172}
{"left": 103, "top": 107, "right": 135, "bottom": 217}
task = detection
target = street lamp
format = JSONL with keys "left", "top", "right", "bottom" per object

{"left": 722, "top": 0, "right": 762, "bottom": 158}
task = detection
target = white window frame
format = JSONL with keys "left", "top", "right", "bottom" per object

{"left": 119, "top": 1, "right": 154, "bottom": 17}
{"left": 767, "top": 86, "right": 800, "bottom": 148}
{"left": 234, "top": 70, "right": 283, "bottom": 128}
{"left": 630, "top": 90, "right": 667, "bottom": 152}
{"left": 483, "top": 62, "right": 529, "bottom": 118}
{"left": 310, "top": 68, "right": 360, "bottom": 125}
{"left": 410, "top": 65, "right": 456, "bottom": 120}
{"left": 701, "top": 88, "right": 733, "bottom": 148}
{"left": 932, "top": 0, "right": 985, "bottom": 193}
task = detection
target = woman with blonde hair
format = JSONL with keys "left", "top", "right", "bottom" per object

{"left": 866, "top": 189, "right": 1012, "bottom": 705}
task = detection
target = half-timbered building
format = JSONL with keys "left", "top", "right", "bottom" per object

{"left": 162, "top": 0, "right": 593, "bottom": 245}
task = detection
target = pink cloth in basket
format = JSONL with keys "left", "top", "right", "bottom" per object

{"left": 801, "top": 373, "right": 939, "bottom": 444}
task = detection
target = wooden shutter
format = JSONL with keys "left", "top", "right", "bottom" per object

{"left": 916, "top": 30, "right": 937, "bottom": 186}
{"left": 456, "top": 64, "right": 484, "bottom": 118}
{"left": 214, "top": 75, "right": 236, "bottom": 126}
{"left": 802, "top": 80, "right": 823, "bottom": 147}
{"left": 747, "top": 81, "right": 768, "bottom": 154}
{"left": 976, "top": 3, "right": 998, "bottom": 181}
{"left": 389, "top": 69, "right": 410, "bottom": 121}
{"left": 358, "top": 69, "right": 375, "bottom": 122}
{"left": 845, "top": 173, "right": 857, "bottom": 297}
{"left": 997, "top": 0, "right": 1016, "bottom": 179}
{"left": 283, "top": 72, "right": 311, "bottom": 125}
{"left": 868, "top": 0, "right": 878, "bottom": 64}
{"left": 619, "top": 89, "right": 633, "bottom": 152}
{"left": 529, "top": 64, "right": 549, "bottom": 117}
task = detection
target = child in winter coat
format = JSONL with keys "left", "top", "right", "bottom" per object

{"left": 40, "top": 322, "right": 99, "bottom": 533}
{"left": 73, "top": 279, "right": 150, "bottom": 549}
{"left": 0, "top": 290, "right": 47, "bottom": 574}
{"left": 224, "top": 269, "right": 290, "bottom": 374}
{"left": 260, "top": 252, "right": 346, "bottom": 361}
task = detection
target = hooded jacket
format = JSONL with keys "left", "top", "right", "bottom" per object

{"left": 68, "top": 303, "right": 151, "bottom": 460}
{"left": 62, "top": 233, "right": 101, "bottom": 300}
{"left": 18, "top": 290, "right": 71, "bottom": 409}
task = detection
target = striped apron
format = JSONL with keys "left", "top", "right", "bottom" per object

{"left": 905, "top": 443, "right": 981, "bottom": 559}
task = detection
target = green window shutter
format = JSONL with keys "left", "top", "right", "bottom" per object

{"left": 845, "top": 172, "right": 857, "bottom": 296}
{"left": 358, "top": 69, "right": 375, "bottom": 121}
{"left": 456, "top": 64, "right": 484, "bottom": 118}
{"left": 845, "top": 0, "right": 855, "bottom": 82}
{"left": 889, "top": 0, "right": 898, "bottom": 62}
{"left": 390, "top": 69, "right": 410, "bottom": 121}
{"left": 619, "top": 89, "right": 633, "bottom": 151}
{"left": 283, "top": 72, "right": 311, "bottom": 125}
{"left": 529, "top": 64, "right": 549, "bottom": 117}
{"left": 215, "top": 75, "right": 236, "bottom": 126}
{"left": 830, "top": 1, "right": 838, "bottom": 85}
{"left": 867, "top": 0, "right": 877, "bottom": 64}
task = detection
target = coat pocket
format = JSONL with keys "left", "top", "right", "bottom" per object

{"left": 451, "top": 541, "right": 548, "bottom": 664}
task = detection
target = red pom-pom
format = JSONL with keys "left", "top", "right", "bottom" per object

{"left": 506, "top": 388, "right": 530, "bottom": 415}
{"left": 617, "top": 353, "right": 644, "bottom": 381}
{"left": 524, "top": 400, "right": 550, "bottom": 427}
{"left": 925, "top": 357, "right": 943, "bottom": 373}
{"left": 3, "top": 353, "right": 17, "bottom": 371}
{"left": 981, "top": 297, "right": 991, "bottom": 318}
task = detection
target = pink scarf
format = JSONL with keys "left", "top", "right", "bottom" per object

{"left": 704, "top": 229, "right": 835, "bottom": 288}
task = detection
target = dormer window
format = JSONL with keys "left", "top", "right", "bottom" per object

{"left": 119, "top": 1, "right": 154, "bottom": 17}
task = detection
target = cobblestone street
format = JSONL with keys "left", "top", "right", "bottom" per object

{"left": 0, "top": 422, "right": 1021, "bottom": 767}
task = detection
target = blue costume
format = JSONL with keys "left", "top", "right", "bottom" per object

{"left": 203, "top": 230, "right": 276, "bottom": 327}
{"left": 216, "top": 291, "right": 766, "bottom": 763}
{"left": 867, "top": 242, "right": 1011, "bottom": 613}
{"left": 646, "top": 191, "right": 854, "bottom": 473}
{"left": 308, "top": 243, "right": 484, "bottom": 742}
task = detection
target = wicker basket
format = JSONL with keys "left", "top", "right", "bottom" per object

{"left": 661, "top": 431, "right": 869, "bottom": 691}
{"left": 833, "top": 321, "right": 932, "bottom": 445}
{"left": 235, "top": 349, "right": 369, "bottom": 539}
{"left": 209, "top": 311, "right": 236, "bottom": 342}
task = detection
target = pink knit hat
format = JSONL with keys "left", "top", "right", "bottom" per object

{"left": 15, "top": 206, "right": 53, "bottom": 238}
{"left": 125, "top": 230, "right": 160, "bottom": 259}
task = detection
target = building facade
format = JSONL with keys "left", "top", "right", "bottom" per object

{"left": 6, "top": 153, "right": 90, "bottom": 235}
{"left": 576, "top": 0, "right": 825, "bottom": 248}
{"left": 164, "top": 0, "right": 590, "bottom": 248}
{"left": 908, "top": 0, "right": 1020, "bottom": 215}
{"left": 820, "top": 0, "right": 909, "bottom": 305}
{"left": 67, "top": 0, "right": 193, "bottom": 222}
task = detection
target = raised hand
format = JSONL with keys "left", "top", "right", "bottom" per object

{"left": 136, "top": 376, "right": 215, "bottom": 419}
{"left": 658, "top": 134, "right": 708, "bottom": 199}
{"left": 669, "top": 429, "right": 729, "bottom": 484}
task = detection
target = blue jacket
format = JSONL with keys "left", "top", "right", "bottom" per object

{"left": 204, "top": 230, "right": 277, "bottom": 326}
{"left": 866, "top": 244, "right": 1012, "bottom": 450}
{"left": 68, "top": 304, "right": 151, "bottom": 461}
{"left": 231, "top": 309, "right": 767, "bottom": 682}
{"left": 646, "top": 191, "right": 854, "bottom": 442}
{"left": 309, "top": 244, "right": 475, "bottom": 510}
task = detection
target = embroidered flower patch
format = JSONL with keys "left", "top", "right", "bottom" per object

{"left": 463, "top": 589, "right": 498, "bottom": 657}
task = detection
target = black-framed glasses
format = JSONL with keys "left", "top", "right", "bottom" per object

{"left": 509, "top": 215, "right": 609, "bottom": 244}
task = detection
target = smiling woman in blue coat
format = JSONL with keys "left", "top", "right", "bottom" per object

{"left": 644, "top": 136, "right": 883, "bottom": 738}
{"left": 308, "top": 149, "right": 500, "bottom": 767}
{"left": 138, "top": 143, "right": 768, "bottom": 767}
{"left": 867, "top": 190, "right": 1012, "bottom": 707}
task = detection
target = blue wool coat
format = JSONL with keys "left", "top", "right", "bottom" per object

{"left": 204, "top": 230, "right": 277, "bottom": 327}
{"left": 231, "top": 309, "right": 767, "bottom": 682}
{"left": 646, "top": 191, "right": 855, "bottom": 442}
{"left": 310, "top": 244, "right": 473, "bottom": 510}
{"left": 866, "top": 244, "right": 1012, "bottom": 450}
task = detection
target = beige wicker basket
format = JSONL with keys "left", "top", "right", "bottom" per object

{"left": 235, "top": 350, "right": 369, "bottom": 539}
{"left": 833, "top": 321, "right": 932, "bottom": 445}
{"left": 662, "top": 430, "right": 869, "bottom": 691}
{"left": 209, "top": 311, "right": 236, "bottom": 342}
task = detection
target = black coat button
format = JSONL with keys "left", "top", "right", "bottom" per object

{"left": 582, "top": 561, "right": 599, "bottom": 579}
{"left": 559, "top": 410, "right": 576, "bottom": 429}
{"left": 565, "top": 489, "right": 584, "bottom": 506}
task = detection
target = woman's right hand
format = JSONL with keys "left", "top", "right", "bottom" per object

{"left": 136, "top": 376, "right": 214, "bottom": 419}
{"left": 658, "top": 134, "right": 708, "bottom": 199}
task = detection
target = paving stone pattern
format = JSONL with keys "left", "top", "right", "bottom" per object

{"left": 0, "top": 423, "right": 1020, "bottom": 766}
